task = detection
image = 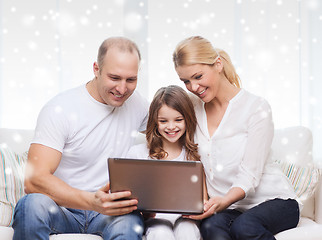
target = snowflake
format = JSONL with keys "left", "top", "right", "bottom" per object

{"left": 55, "top": 105, "right": 63, "bottom": 113}
{"left": 133, "top": 224, "right": 143, "bottom": 234}
{"left": 22, "top": 15, "right": 36, "bottom": 26}
{"left": 124, "top": 12, "right": 143, "bottom": 32}
{"left": 281, "top": 137, "right": 289, "bottom": 145}
{"left": 5, "top": 168, "right": 12, "bottom": 175}
{"left": 13, "top": 133, "right": 22, "bottom": 143}
{"left": 28, "top": 41, "right": 38, "bottom": 51}
{"left": 114, "top": 0, "right": 124, "bottom": 7}
{"left": 216, "top": 164, "right": 223, "bottom": 172}
{"left": 191, "top": 175, "right": 198, "bottom": 183}
{"left": 277, "top": 0, "right": 283, "bottom": 5}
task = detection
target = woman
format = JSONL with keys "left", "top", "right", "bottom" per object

{"left": 172, "top": 36, "right": 300, "bottom": 240}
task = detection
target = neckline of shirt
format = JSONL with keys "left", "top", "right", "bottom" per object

{"left": 81, "top": 84, "right": 116, "bottom": 111}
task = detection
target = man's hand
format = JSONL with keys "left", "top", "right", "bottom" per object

{"left": 92, "top": 183, "right": 139, "bottom": 216}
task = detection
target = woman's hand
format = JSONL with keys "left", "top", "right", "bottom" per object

{"left": 186, "top": 196, "right": 229, "bottom": 220}
{"left": 185, "top": 187, "right": 245, "bottom": 220}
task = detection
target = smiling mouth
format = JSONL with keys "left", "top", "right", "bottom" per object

{"left": 166, "top": 130, "right": 180, "bottom": 136}
{"left": 112, "top": 92, "right": 125, "bottom": 99}
{"left": 198, "top": 88, "right": 206, "bottom": 95}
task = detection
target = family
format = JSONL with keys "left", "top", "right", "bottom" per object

{"left": 13, "top": 36, "right": 300, "bottom": 240}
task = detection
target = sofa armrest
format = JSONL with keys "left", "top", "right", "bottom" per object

{"left": 315, "top": 174, "right": 322, "bottom": 224}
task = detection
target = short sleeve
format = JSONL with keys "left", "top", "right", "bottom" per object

{"left": 32, "top": 101, "right": 69, "bottom": 153}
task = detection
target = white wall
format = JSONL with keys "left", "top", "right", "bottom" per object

{"left": 0, "top": 0, "right": 321, "bottom": 162}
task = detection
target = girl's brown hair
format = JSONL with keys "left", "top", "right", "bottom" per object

{"left": 146, "top": 85, "right": 200, "bottom": 161}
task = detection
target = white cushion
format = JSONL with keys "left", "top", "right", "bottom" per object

{"left": 0, "top": 128, "right": 33, "bottom": 155}
{"left": 275, "top": 217, "right": 322, "bottom": 240}
{"left": 0, "top": 228, "right": 104, "bottom": 240}
{"left": 272, "top": 126, "right": 313, "bottom": 165}
{"left": 0, "top": 146, "right": 27, "bottom": 226}
{"left": 50, "top": 234, "right": 103, "bottom": 240}
{"left": 0, "top": 226, "right": 13, "bottom": 239}
{"left": 272, "top": 126, "right": 320, "bottom": 219}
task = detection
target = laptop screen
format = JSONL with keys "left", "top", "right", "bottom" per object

{"left": 108, "top": 157, "right": 204, "bottom": 214}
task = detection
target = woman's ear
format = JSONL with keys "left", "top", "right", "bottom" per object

{"left": 215, "top": 57, "right": 224, "bottom": 73}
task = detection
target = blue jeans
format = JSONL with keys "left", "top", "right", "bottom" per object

{"left": 13, "top": 193, "right": 144, "bottom": 240}
{"left": 200, "top": 198, "right": 299, "bottom": 240}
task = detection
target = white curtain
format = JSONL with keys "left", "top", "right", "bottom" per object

{"left": 0, "top": 0, "right": 321, "bottom": 161}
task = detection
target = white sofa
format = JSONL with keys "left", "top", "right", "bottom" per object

{"left": 0, "top": 126, "right": 322, "bottom": 240}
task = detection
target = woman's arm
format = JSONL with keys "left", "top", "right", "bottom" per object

{"left": 232, "top": 100, "right": 274, "bottom": 196}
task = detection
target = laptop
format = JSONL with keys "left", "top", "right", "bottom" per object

{"left": 108, "top": 157, "right": 204, "bottom": 215}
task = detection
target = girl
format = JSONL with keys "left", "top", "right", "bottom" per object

{"left": 127, "top": 85, "right": 203, "bottom": 240}
{"left": 172, "top": 36, "right": 300, "bottom": 240}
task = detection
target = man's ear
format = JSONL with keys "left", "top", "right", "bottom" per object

{"left": 93, "top": 62, "right": 99, "bottom": 77}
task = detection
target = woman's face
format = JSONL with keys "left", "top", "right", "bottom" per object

{"left": 175, "top": 64, "right": 220, "bottom": 103}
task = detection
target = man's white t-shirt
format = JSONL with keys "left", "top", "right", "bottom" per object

{"left": 32, "top": 84, "right": 149, "bottom": 192}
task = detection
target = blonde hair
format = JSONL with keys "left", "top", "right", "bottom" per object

{"left": 173, "top": 36, "right": 241, "bottom": 88}
{"left": 97, "top": 37, "right": 141, "bottom": 70}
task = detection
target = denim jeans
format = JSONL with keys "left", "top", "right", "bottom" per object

{"left": 200, "top": 198, "right": 299, "bottom": 240}
{"left": 13, "top": 193, "right": 144, "bottom": 240}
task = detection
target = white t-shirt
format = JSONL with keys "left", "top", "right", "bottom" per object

{"left": 192, "top": 89, "right": 297, "bottom": 210}
{"left": 127, "top": 143, "right": 186, "bottom": 225}
{"left": 32, "top": 84, "right": 149, "bottom": 192}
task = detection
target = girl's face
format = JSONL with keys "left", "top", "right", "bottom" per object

{"left": 157, "top": 104, "right": 186, "bottom": 144}
{"left": 175, "top": 63, "right": 221, "bottom": 103}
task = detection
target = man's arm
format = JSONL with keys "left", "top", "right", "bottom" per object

{"left": 25, "top": 143, "right": 138, "bottom": 216}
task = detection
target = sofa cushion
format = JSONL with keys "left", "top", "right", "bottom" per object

{"left": 0, "top": 146, "right": 27, "bottom": 226}
{"left": 277, "top": 160, "right": 320, "bottom": 201}
{"left": 50, "top": 234, "right": 103, "bottom": 240}
{"left": 272, "top": 126, "right": 321, "bottom": 219}
{"left": 275, "top": 217, "right": 322, "bottom": 240}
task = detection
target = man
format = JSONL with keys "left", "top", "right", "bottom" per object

{"left": 13, "top": 37, "right": 149, "bottom": 240}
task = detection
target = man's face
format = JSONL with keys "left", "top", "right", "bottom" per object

{"left": 93, "top": 47, "right": 139, "bottom": 107}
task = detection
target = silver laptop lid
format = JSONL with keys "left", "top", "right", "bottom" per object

{"left": 108, "top": 157, "right": 204, "bottom": 215}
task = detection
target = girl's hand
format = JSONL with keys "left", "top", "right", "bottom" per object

{"left": 142, "top": 212, "right": 156, "bottom": 220}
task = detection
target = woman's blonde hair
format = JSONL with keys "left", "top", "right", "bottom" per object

{"left": 173, "top": 36, "right": 241, "bottom": 88}
{"left": 146, "top": 85, "right": 200, "bottom": 162}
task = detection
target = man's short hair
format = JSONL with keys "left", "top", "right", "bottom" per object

{"left": 97, "top": 37, "right": 141, "bottom": 70}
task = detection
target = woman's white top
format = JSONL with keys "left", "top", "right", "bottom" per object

{"left": 192, "top": 89, "right": 297, "bottom": 211}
